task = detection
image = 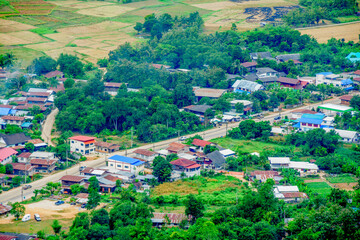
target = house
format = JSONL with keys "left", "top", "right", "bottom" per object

{"left": 27, "top": 139, "right": 47, "bottom": 150}
{"left": 151, "top": 213, "right": 190, "bottom": 228}
{"left": 183, "top": 105, "right": 212, "bottom": 122}
{"left": 324, "top": 129, "right": 359, "bottom": 143}
{"left": 256, "top": 67, "right": 278, "bottom": 78}
{"left": 1, "top": 116, "right": 26, "bottom": 127}
{"left": 26, "top": 97, "right": 47, "bottom": 105}
{"left": 250, "top": 52, "right": 273, "bottom": 61}
{"left": 44, "top": 70, "right": 64, "bottom": 79}
{"left": 339, "top": 95, "right": 353, "bottom": 105}
{"left": 0, "top": 107, "right": 11, "bottom": 116}
{"left": 294, "top": 113, "right": 326, "bottom": 131}
{"left": 104, "top": 82, "right": 125, "bottom": 95}
{"left": 68, "top": 136, "right": 96, "bottom": 155}
{"left": 17, "top": 152, "right": 32, "bottom": 163}
{"left": 276, "top": 54, "right": 301, "bottom": 63}
{"left": 240, "top": 62, "right": 257, "bottom": 72}
{"left": 82, "top": 168, "right": 106, "bottom": 177}
{"left": 232, "top": 80, "right": 264, "bottom": 94}
{"left": 166, "top": 142, "right": 189, "bottom": 154}
{"left": 10, "top": 163, "right": 35, "bottom": 177}
{"left": 249, "top": 170, "right": 283, "bottom": 184}
{"left": 0, "top": 133, "right": 31, "bottom": 147}
{"left": 205, "top": 150, "right": 226, "bottom": 169}
{"left": 0, "top": 204, "right": 12, "bottom": 216}
{"left": 60, "top": 175, "right": 86, "bottom": 194}
{"left": 50, "top": 83, "right": 65, "bottom": 93}
{"left": 170, "top": 158, "right": 201, "bottom": 177}
{"left": 152, "top": 64, "right": 171, "bottom": 70}
{"left": 276, "top": 77, "right": 302, "bottom": 90}
{"left": 219, "top": 149, "right": 236, "bottom": 158}
{"left": 269, "top": 157, "right": 291, "bottom": 169}
{"left": 346, "top": 52, "right": 360, "bottom": 63}
{"left": 30, "top": 151, "right": 56, "bottom": 160}
{"left": 107, "top": 155, "right": 145, "bottom": 175}
{"left": 274, "top": 185, "right": 308, "bottom": 203}
{"left": 0, "top": 234, "right": 18, "bottom": 240}
{"left": 133, "top": 149, "right": 157, "bottom": 162}
{"left": 95, "top": 141, "right": 120, "bottom": 153}
{"left": 30, "top": 159, "right": 57, "bottom": 173}
{"left": 193, "top": 88, "right": 226, "bottom": 102}
{"left": 0, "top": 147, "right": 17, "bottom": 164}
{"left": 269, "top": 157, "right": 319, "bottom": 176}
{"left": 230, "top": 100, "right": 253, "bottom": 115}
{"left": 192, "top": 139, "right": 212, "bottom": 151}
{"left": 75, "top": 193, "right": 89, "bottom": 204}
{"left": 316, "top": 72, "right": 354, "bottom": 90}
{"left": 290, "top": 109, "right": 317, "bottom": 120}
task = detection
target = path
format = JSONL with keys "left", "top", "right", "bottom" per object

{"left": 41, "top": 108, "right": 58, "bottom": 147}
{"left": 295, "top": 20, "right": 360, "bottom": 30}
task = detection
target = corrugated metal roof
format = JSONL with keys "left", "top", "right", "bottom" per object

{"left": 108, "top": 155, "right": 145, "bottom": 166}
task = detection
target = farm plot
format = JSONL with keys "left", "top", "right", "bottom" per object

{"left": 299, "top": 22, "right": 360, "bottom": 43}
{"left": 76, "top": 5, "right": 134, "bottom": 17}
{"left": 0, "top": 19, "right": 35, "bottom": 32}
{"left": 306, "top": 182, "right": 332, "bottom": 196}
{"left": 0, "top": 30, "right": 48, "bottom": 45}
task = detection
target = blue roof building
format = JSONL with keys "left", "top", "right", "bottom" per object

{"left": 108, "top": 155, "right": 145, "bottom": 175}
{"left": 346, "top": 52, "right": 360, "bottom": 63}
{"left": 0, "top": 108, "right": 11, "bottom": 116}
{"left": 295, "top": 113, "right": 325, "bottom": 132}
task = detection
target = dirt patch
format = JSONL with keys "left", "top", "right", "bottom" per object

{"left": 334, "top": 182, "right": 357, "bottom": 191}
{"left": 193, "top": 1, "right": 240, "bottom": 11}
{"left": 244, "top": 6, "right": 299, "bottom": 22}
{"left": 304, "top": 179, "right": 324, "bottom": 183}
{"left": 299, "top": 22, "right": 360, "bottom": 43}
{"left": 77, "top": 5, "right": 134, "bottom": 17}
{"left": 0, "top": 19, "right": 35, "bottom": 32}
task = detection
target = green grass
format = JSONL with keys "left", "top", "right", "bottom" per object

{"left": 336, "top": 15, "right": 360, "bottom": 23}
{"left": 306, "top": 182, "right": 332, "bottom": 196}
{"left": 30, "top": 27, "right": 57, "bottom": 35}
{"left": 152, "top": 175, "right": 246, "bottom": 206}
{"left": 211, "top": 137, "right": 291, "bottom": 154}
{"left": 326, "top": 175, "right": 358, "bottom": 184}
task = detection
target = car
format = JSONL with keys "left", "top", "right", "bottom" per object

{"left": 34, "top": 214, "right": 41, "bottom": 221}
{"left": 22, "top": 214, "right": 31, "bottom": 222}
{"left": 23, "top": 185, "right": 32, "bottom": 190}
{"left": 55, "top": 200, "right": 65, "bottom": 205}
{"left": 274, "top": 116, "right": 281, "bottom": 121}
{"left": 79, "top": 166, "right": 86, "bottom": 171}
{"left": 81, "top": 203, "right": 87, "bottom": 208}
{"left": 70, "top": 202, "right": 76, "bottom": 205}
{"left": 179, "top": 136, "right": 187, "bottom": 141}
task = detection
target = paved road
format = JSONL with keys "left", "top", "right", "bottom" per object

{"left": 41, "top": 108, "right": 58, "bottom": 147}
{"left": 0, "top": 96, "right": 344, "bottom": 203}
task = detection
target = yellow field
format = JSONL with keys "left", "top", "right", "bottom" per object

{"left": 76, "top": 5, "right": 134, "bottom": 17}
{"left": 299, "top": 22, "right": 360, "bottom": 43}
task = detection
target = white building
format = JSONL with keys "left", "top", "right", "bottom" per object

{"left": 30, "top": 151, "right": 56, "bottom": 160}
{"left": 133, "top": 149, "right": 157, "bottom": 162}
{"left": 107, "top": 155, "right": 145, "bottom": 175}
{"left": 0, "top": 148, "right": 17, "bottom": 164}
{"left": 269, "top": 157, "right": 319, "bottom": 176}
{"left": 219, "top": 149, "right": 236, "bottom": 158}
{"left": 324, "top": 129, "right": 359, "bottom": 143}
{"left": 68, "top": 136, "right": 96, "bottom": 155}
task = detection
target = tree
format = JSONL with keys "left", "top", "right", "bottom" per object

{"left": 203, "top": 145, "right": 218, "bottom": 154}
{"left": 185, "top": 194, "right": 205, "bottom": 224}
{"left": 46, "top": 182, "right": 61, "bottom": 195}
{"left": 231, "top": 23, "right": 237, "bottom": 31}
{"left": 204, "top": 108, "right": 215, "bottom": 119}
{"left": 27, "top": 56, "right": 57, "bottom": 75}
{"left": 64, "top": 78, "right": 75, "bottom": 89}
{"left": 350, "top": 95, "right": 360, "bottom": 110}
{"left": 70, "top": 184, "right": 82, "bottom": 196}
{"left": 0, "top": 53, "right": 15, "bottom": 69}
{"left": 5, "top": 164, "right": 13, "bottom": 174}
{"left": 87, "top": 176, "right": 101, "bottom": 210}
{"left": 235, "top": 102, "right": 244, "bottom": 113}
{"left": 10, "top": 202, "right": 25, "bottom": 220}
{"left": 134, "top": 22, "right": 143, "bottom": 33}
{"left": 152, "top": 156, "right": 172, "bottom": 183}
{"left": 57, "top": 53, "right": 84, "bottom": 78}
{"left": 97, "top": 58, "right": 108, "bottom": 68}
{"left": 91, "top": 208, "right": 109, "bottom": 225}
{"left": 25, "top": 142, "right": 35, "bottom": 152}
{"left": 51, "top": 220, "right": 62, "bottom": 234}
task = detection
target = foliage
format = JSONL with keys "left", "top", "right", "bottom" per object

{"left": 185, "top": 194, "right": 205, "bottom": 224}
{"left": 57, "top": 53, "right": 84, "bottom": 78}
{"left": 228, "top": 120, "right": 271, "bottom": 140}
{"left": 10, "top": 202, "right": 25, "bottom": 220}
{"left": 152, "top": 156, "right": 172, "bottom": 183}
{"left": 51, "top": 220, "right": 62, "bottom": 235}
{"left": 87, "top": 176, "right": 101, "bottom": 210}
{"left": 27, "top": 56, "right": 57, "bottom": 75}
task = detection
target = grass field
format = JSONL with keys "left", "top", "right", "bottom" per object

{"left": 211, "top": 137, "right": 291, "bottom": 154}
{"left": 306, "top": 182, "right": 332, "bottom": 196}
{"left": 326, "top": 175, "right": 358, "bottom": 184}
{"left": 152, "top": 175, "right": 246, "bottom": 206}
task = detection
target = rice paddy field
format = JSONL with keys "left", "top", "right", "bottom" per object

{"left": 0, "top": 0, "right": 301, "bottom": 65}
{"left": 0, "top": 0, "right": 358, "bottom": 66}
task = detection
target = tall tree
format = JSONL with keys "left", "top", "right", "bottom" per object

{"left": 185, "top": 194, "right": 205, "bottom": 224}
{"left": 10, "top": 202, "right": 25, "bottom": 220}
{"left": 152, "top": 156, "right": 172, "bottom": 183}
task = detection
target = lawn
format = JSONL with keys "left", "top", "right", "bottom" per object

{"left": 152, "top": 175, "right": 246, "bottom": 206}
{"left": 306, "top": 182, "right": 332, "bottom": 196}
{"left": 211, "top": 137, "right": 291, "bottom": 154}
{"left": 326, "top": 175, "right": 358, "bottom": 184}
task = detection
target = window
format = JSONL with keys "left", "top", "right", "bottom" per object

{"left": 124, "top": 166, "right": 129, "bottom": 169}
{"left": 308, "top": 123, "right": 313, "bottom": 126}
{"left": 71, "top": 141, "right": 74, "bottom": 144}
{"left": 110, "top": 164, "right": 113, "bottom": 167}
{"left": 301, "top": 123, "right": 306, "bottom": 126}
{"left": 117, "top": 165, "right": 121, "bottom": 168}
{"left": 81, "top": 143, "right": 84, "bottom": 146}
{"left": 314, "top": 124, "right": 318, "bottom": 127}
{"left": 76, "top": 148, "right": 79, "bottom": 151}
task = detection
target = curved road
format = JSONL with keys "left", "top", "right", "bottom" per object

{"left": 41, "top": 108, "right": 58, "bottom": 147}
{"left": 0, "top": 96, "right": 344, "bottom": 203}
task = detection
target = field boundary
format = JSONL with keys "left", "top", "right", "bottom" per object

{"left": 295, "top": 20, "right": 360, "bottom": 30}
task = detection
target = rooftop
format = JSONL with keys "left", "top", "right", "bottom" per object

{"left": 60, "top": 175, "right": 85, "bottom": 182}
{"left": 194, "top": 88, "right": 226, "bottom": 98}
{"left": 184, "top": 105, "right": 212, "bottom": 114}
{"left": 232, "top": 80, "right": 263, "bottom": 92}
{"left": 68, "top": 136, "right": 96, "bottom": 142}
{"left": 318, "top": 103, "right": 354, "bottom": 113}
{"left": 108, "top": 155, "right": 145, "bottom": 166}
{"left": 44, "top": 70, "right": 63, "bottom": 79}
{"left": 339, "top": 95, "right": 353, "bottom": 101}
{"left": 30, "top": 159, "right": 57, "bottom": 166}
{"left": 170, "top": 158, "right": 198, "bottom": 167}
{"left": 0, "top": 133, "right": 31, "bottom": 146}
{"left": 0, "top": 147, "right": 17, "bottom": 161}
{"left": 1, "top": 116, "right": 25, "bottom": 121}
{"left": 133, "top": 149, "right": 156, "bottom": 157}
{"left": 240, "top": 62, "right": 257, "bottom": 68}
{"left": 269, "top": 157, "right": 290, "bottom": 164}
{"left": 277, "top": 77, "right": 300, "bottom": 85}
{"left": 276, "top": 185, "right": 299, "bottom": 193}
{"left": 192, "top": 139, "right": 212, "bottom": 147}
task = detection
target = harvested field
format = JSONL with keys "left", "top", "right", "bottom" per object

{"left": 299, "top": 22, "right": 360, "bottom": 43}
{"left": 76, "top": 48, "right": 109, "bottom": 59}
{"left": 192, "top": 1, "right": 240, "bottom": 11}
{"left": 77, "top": 5, "right": 134, "bottom": 17}
{"left": 26, "top": 41, "right": 66, "bottom": 51}
{"left": 0, "top": 19, "right": 35, "bottom": 32}
{"left": 44, "top": 33, "right": 77, "bottom": 43}
{"left": 56, "top": 21, "right": 130, "bottom": 36}
{"left": 0, "top": 31, "right": 48, "bottom": 45}
{"left": 64, "top": 1, "right": 113, "bottom": 9}
{"left": 334, "top": 182, "right": 357, "bottom": 191}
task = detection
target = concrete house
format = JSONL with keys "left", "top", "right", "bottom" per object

{"left": 133, "top": 149, "right": 157, "bottom": 162}
{"left": 194, "top": 88, "right": 226, "bottom": 102}
{"left": 170, "top": 158, "right": 201, "bottom": 177}
{"left": 30, "top": 151, "right": 56, "bottom": 160}
{"left": 30, "top": 159, "right": 57, "bottom": 173}
{"left": 232, "top": 80, "right": 264, "bottom": 94}
{"left": 107, "top": 155, "right": 145, "bottom": 175}
{"left": 95, "top": 141, "right": 120, "bottom": 153}
{"left": 68, "top": 136, "right": 95, "bottom": 155}
{"left": 17, "top": 152, "right": 32, "bottom": 163}
{"left": 1, "top": 116, "right": 26, "bottom": 127}
{"left": 0, "top": 148, "right": 17, "bottom": 164}
{"left": 269, "top": 157, "right": 319, "bottom": 176}
{"left": 205, "top": 150, "right": 226, "bottom": 170}
{"left": 10, "top": 163, "right": 35, "bottom": 177}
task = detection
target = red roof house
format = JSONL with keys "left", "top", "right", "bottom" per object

{"left": 0, "top": 148, "right": 17, "bottom": 164}
{"left": 192, "top": 139, "right": 212, "bottom": 149}
{"left": 170, "top": 158, "right": 201, "bottom": 177}
{"left": 339, "top": 95, "right": 353, "bottom": 105}
{"left": 276, "top": 77, "right": 302, "bottom": 89}
{"left": 44, "top": 70, "right": 64, "bottom": 79}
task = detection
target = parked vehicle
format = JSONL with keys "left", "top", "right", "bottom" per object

{"left": 55, "top": 200, "right": 65, "bottom": 205}
{"left": 81, "top": 203, "right": 87, "bottom": 208}
{"left": 22, "top": 214, "right": 31, "bottom": 222}
{"left": 274, "top": 116, "right": 281, "bottom": 121}
{"left": 179, "top": 136, "right": 187, "bottom": 141}
{"left": 79, "top": 166, "right": 86, "bottom": 171}
{"left": 70, "top": 202, "right": 76, "bottom": 205}
{"left": 23, "top": 185, "right": 32, "bottom": 190}
{"left": 34, "top": 214, "right": 41, "bottom": 221}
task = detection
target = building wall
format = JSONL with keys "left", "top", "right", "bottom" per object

{"left": 1, "top": 154, "right": 15, "bottom": 164}
{"left": 108, "top": 159, "right": 144, "bottom": 175}
{"left": 70, "top": 140, "right": 95, "bottom": 155}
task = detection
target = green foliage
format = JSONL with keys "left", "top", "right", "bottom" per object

{"left": 51, "top": 220, "right": 62, "bottom": 235}
{"left": 10, "top": 202, "right": 25, "bottom": 220}
{"left": 87, "top": 176, "right": 101, "bottom": 210}
{"left": 57, "top": 53, "right": 84, "bottom": 78}
{"left": 27, "top": 56, "right": 57, "bottom": 75}
{"left": 228, "top": 120, "right": 271, "bottom": 140}
{"left": 185, "top": 194, "right": 205, "bottom": 224}
{"left": 5, "top": 163, "right": 13, "bottom": 174}
{"left": 153, "top": 156, "right": 172, "bottom": 183}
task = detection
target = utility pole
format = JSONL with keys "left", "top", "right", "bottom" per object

{"left": 131, "top": 127, "right": 133, "bottom": 148}
{"left": 66, "top": 139, "right": 68, "bottom": 168}
{"left": 225, "top": 122, "right": 228, "bottom": 137}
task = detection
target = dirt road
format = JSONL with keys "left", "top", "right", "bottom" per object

{"left": 41, "top": 108, "right": 58, "bottom": 147}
